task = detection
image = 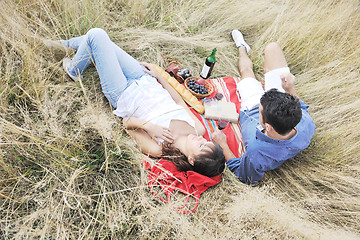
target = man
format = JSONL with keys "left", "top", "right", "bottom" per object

{"left": 212, "top": 30, "right": 316, "bottom": 185}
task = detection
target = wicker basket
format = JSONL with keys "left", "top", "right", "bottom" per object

{"left": 165, "top": 61, "right": 184, "bottom": 83}
{"left": 184, "top": 77, "right": 214, "bottom": 99}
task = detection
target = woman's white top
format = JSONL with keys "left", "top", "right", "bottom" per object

{"left": 113, "top": 75, "right": 196, "bottom": 130}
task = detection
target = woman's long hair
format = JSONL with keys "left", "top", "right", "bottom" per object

{"left": 161, "top": 142, "right": 225, "bottom": 177}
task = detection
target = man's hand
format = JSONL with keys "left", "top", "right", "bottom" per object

{"left": 212, "top": 128, "right": 236, "bottom": 161}
{"left": 212, "top": 128, "right": 227, "bottom": 148}
{"left": 281, "top": 72, "right": 298, "bottom": 97}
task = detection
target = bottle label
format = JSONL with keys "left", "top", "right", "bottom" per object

{"left": 200, "top": 64, "right": 210, "bottom": 78}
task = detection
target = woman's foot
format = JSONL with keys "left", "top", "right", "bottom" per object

{"left": 62, "top": 58, "right": 82, "bottom": 81}
{"left": 43, "top": 40, "right": 70, "bottom": 52}
{"left": 231, "top": 30, "right": 251, "bottom": 53}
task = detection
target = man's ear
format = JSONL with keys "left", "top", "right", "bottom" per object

{"left": 265, "top": 123, "right": 273, "bottom": 132}
{"left": 188, "top": 156, "right": 195, "bottom": 166}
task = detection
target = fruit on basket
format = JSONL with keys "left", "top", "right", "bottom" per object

{"left": 185, "top": 77, "right": 213, "bottom": 99}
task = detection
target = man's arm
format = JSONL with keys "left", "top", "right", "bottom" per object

{"left": 281, "top": 72, "right": 298, "bottom": 98}
{"left": 212, "top": 129, "right": 264, "bottom": 185}
{"left": 226, "top": 151, "right": 264, "bottom": 185}
{"left": 212, "top": 129, "right": 236, "bottom": 161}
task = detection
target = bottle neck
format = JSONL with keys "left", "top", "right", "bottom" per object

{"left": 207, "top": 48, "right": 216, "bottom": 62}
{"left": 210, "top": 48, "right": 216, "bottom": 57}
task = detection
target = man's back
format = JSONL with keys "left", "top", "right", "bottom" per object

{"left": 227, "top": 100, "right": 315, "bottom": 184}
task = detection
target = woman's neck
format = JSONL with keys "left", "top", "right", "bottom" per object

{"left": 172, "top": 135, "right": 188, "bottom": 157}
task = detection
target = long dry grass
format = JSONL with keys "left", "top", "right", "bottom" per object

{"left": 0, "top": 0, "right": 359, "bottom": 239}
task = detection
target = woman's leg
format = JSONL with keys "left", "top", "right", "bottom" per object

{"left": 110, "top": 41, "right": 147, "bottom": 80}
{"left": 61, "top": 36, "right": 85, "bottom": 50}
{"left": 65, "top": 28, "right": 146, "bottom": 107}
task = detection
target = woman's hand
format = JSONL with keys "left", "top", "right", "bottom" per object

{"left": 123, "top": 117, "right": 174, "bottom": 145}
{"left": 146, "top": 123, "right": 175, "bottom": 145}
{"left": 140, "top": 62, "right": 160, "bottom": 79}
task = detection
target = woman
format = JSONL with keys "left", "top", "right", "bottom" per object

{"left": 53, "top": 28, "right": 225, "bottom": 177}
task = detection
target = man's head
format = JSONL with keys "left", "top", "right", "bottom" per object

{"left": 259, "top": 88, "right": 302, "bottom": 135}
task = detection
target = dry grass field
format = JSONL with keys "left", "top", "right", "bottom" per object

{"left": 0, "top": 0, "right": 359, "bottom": 239}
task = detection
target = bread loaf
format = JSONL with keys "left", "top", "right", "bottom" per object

{"left": 150, "top": 64, "right": 205, "bottom": 114}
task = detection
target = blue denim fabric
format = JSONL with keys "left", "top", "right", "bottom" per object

{"left": 62, "top": 28, "right": 146, "bottom": 107}
{"left": 226, "top": 101, "right": 316, "bottom": 185}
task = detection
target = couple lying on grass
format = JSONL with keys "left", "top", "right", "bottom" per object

{"left": 46, "top": 28, "right": 315, "bottom": 185}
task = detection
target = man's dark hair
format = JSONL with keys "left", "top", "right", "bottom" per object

{"left": 260, "top": 88, "right": 302, "bottom": 135}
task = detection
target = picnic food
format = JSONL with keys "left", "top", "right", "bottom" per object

{"left": 185, "top": 77, "right": 213, "bottom": 99}
{"left": 196, "top": 78, "right": 205, "bottom": 85}
{"left": 150, "top": 63, "right": 205, "bottom": 114}
{"left": 187, "top": 78, "right": 208, "bottom": 94}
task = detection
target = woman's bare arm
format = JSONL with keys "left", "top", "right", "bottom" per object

{"left": 140, "top": 62, "right": 184, "bottom": 104}
{"left": 123, "top": 117, "right": 174, "bottom": 144}
{"left": 125, "top": 127, "right": 163, "bottom": 157}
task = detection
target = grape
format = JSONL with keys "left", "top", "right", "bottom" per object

{"left": 187, "top": 79, "right": 210, "bottom": 96}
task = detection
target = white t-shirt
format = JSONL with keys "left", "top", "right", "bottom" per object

{"left": 113, "top": 75, "right": 196, "bottom": 130}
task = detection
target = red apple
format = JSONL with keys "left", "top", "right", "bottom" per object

{"left": 196, "top": 78, "right": 206, "bottom": 85}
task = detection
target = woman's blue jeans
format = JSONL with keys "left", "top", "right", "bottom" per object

{"left": 62, "top": 28, "right": 146, "bottom": 107}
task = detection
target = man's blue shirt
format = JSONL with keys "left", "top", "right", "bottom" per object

{"left": 226, "top": 101, "right": 316, "bottom": 185}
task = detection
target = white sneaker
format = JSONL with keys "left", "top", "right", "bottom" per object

{"left": 62, "top": 58, "right": 82, "bottom": 81}
{"left": 231, "top": 30, "right": 251, "bottom": 53}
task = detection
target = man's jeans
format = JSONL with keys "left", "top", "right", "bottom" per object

{"left": 62, "top": 28, "right": 146, "bottom": 107}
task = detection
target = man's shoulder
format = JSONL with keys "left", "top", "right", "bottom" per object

{"left": 247, "top": 128, "right": 310, "bottom": 161}
{"left": 299, "top": 100, "right": 311, "bottom": 112}
{"left": 299, "top": 106, "right": 316, "bottom": 131}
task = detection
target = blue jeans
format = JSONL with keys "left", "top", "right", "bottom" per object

{"left": 62, "top": 28, "right": 147, "bottom": 107}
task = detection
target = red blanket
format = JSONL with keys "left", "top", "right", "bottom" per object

{"left": 146, "top": 77, "right": 244, "bottom": 213}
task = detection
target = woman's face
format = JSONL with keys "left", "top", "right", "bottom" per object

{"left": 186, "top": 134, "right": 215, "bottom": 158}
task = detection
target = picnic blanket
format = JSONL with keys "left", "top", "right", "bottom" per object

{"left": 145, "top": 77, "right": 244, "bottom": 213}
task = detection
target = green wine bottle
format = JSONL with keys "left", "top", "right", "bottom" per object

{"left": 200, "top": 48, "right": 216, "bottom": 79}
